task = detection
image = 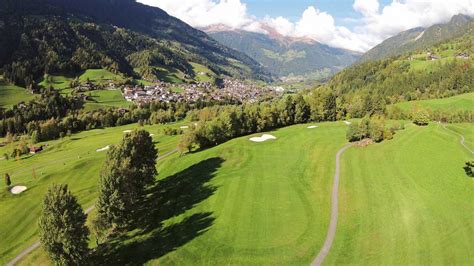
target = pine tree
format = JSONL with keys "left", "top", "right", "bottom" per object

{"left": 96, "top": 130, "right": 157, "bottom": 230}
{"left": 38, "top": 184, "right": 89, "bottom": 265}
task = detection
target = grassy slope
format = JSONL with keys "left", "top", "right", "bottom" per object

{"left": 4, "top": 121, "right": 473, "bottom": 265}
{"left": 0, "top": 122, "right": 187, "bottom": 264}
{"left": 83, "top": 90, "right": 130, "bottom": 111}
{"left": 154, "top": 122, "right": 346, "bottom": 265}
{"left": 10, "top": 122, "right": 347, "bottom": 265}
{"left": 190, "top": 62, "right": 215, "bottom": 83}
{"left": 38, "top": 75, "right": 73, "bottom": 91}
{"left": 392, "top": 92, "right": 474, "bottom": 112}
{"left": 79, "top": 69, "right": 124, "bottom": 84}
{"left": 327, "top": 123, "right": 474, "bottom": 265}
{"left": 0, "top": 84, "right": 36, "bottom": 108}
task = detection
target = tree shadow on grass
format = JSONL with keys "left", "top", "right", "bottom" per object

{"left": 96, "top": 212, "right": 214, "bottom": 265}
{"left": 95, "top": 157, "right": 224, "bottom": 264}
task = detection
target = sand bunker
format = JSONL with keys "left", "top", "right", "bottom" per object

{"left": 11, "top": 186, "right": 27, "bottom": 194}
{"left": 249, "top": 134, "right": 277, "bottom": 142}
{"left": 150, "top": 134, "right": 155, "bottom": 137}
{"left": 180, "top": 126, "right": 189, "bottom": 129}
{"left": 307, "top": 125, "right": 318, "bottom": 129}
{"left": 344, "top": 121, "right": 352, "bottom": 125}
{"left": 123, "top": 130, "right": 132, "bottom": 133}
{"left": 96, "top": 145, "right": 110, "bottom": 152}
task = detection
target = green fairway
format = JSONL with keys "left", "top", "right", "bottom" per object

{"left": 4, "top": 122, "right": 348, "bottom": 265}
{"left": 327, "top": 123, "right": 474, "bottom": 265}
{"left": 0, "top": 84, "right": 36, "bottom": 108}
{"left": 83, "top": 89, "right": 130, "bottom": 111}
{"left": 2, "top": 121, "right": 473, "bottom": 265}
{"left": 0, "top": 122, "right": 187, "bottom": 264}
{"left": 392, "top": 92, "right": 474, "bottom": 112}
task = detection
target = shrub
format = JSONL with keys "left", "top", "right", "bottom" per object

{"left": 413, "top": 110, "right": 430, "bottom": 126}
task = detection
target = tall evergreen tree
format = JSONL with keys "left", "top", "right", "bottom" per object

{"left": 38, "top": 184, "right": 89, "bottom": 265}
{"left": 96, "top": 130, "right": 157, "bottom": 229}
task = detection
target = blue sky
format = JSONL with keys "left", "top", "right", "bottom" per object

{"left": 139, "top": 0, "right": 474, "bottom": 52}
{"left": 240, "top": 0, "right": 392, "bottom": 29}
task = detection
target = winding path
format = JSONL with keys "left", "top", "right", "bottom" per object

{"left": 441, "top": 124, "right": 474, "bottom": 154}
{"left": 311, "top": 144, "right": 352, "bottom": 266}
{"left": 6, "top": 149, "right": 178, "bottom": 266}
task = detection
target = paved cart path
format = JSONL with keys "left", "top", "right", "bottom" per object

{"left": 311, "top": 144, "right": 352, "bottom": 266}
{"left": 6, "top": 149, "right": 178, "bottom": 266}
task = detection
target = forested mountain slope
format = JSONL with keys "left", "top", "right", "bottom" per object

{"left": 360, "top": 14, "right": 473, "bottom": 62}
{"left": 208, "top": 28, "right": 361, "bottom": 80}
{"left": 0, "top": 0, "right": 270, "bottom": 87}
{"left": 328, "top": 33, "right": 473, "bottom": 118}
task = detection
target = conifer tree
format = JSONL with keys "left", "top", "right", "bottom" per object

{"left": 38, "top": 184, "right": 89, "bottom": 265}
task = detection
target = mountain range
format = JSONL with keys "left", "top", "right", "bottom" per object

{"left": 360, "top": 14, "right": 473, "bottom": 62}
{"left": 0, "top": 0, "right": 270, "bottom": 87}
{"left": 206, "top": 25, "right": 361, "bottom": 80}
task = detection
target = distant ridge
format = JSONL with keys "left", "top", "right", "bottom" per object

{"left": 360, "top": 14, "right": 473, "bottom": 62}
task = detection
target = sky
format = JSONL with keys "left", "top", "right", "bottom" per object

{"left": 137, "top": 0, "right": 474, "bottom": 52}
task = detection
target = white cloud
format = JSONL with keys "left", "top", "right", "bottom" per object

{"left": 353, "top": 0, "right": 379, "bottom": 17}
{"left": 138, "top": 0, "right": 253, "bottom": 29}
{"left": 137, "top": 0, "right": 474, "bottom": 52}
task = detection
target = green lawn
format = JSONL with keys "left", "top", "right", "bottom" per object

{"left": 393, "top": 92, "right": 474, "bottom": 112}
{"left": 38, "top": 74, "right": 73, "bottom": 91}
{"left": 83, "top": 90, "right": 130, "bottom": 111}
{"left": 0, "top": 122, "right": 187, "bottom": 265}
{"left": 327, "top": 123, "right": 474, "bottom": 265}
{"left": 79, "top": 69, "right": 124, "bottom": 84}
{"left": 0, "top": 84, "right": 36, "bottom": 108}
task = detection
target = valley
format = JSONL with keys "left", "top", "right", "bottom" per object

{"left": 0, "top": 0, "right": 473, "bottom": 265}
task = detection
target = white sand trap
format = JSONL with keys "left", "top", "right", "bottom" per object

{"left": 150, "top": 134, "right": 155, "bottom": 137}
{"left": 344, "top": 121, "right": 352, "bottom": 125}
{"left": 11, "top": 186, "right": 27, "bottom": 194}
{"left": 180, "top": 126, "right": 189, "bottom": 129}
{"left": 307, "top": 125, "right": 318, "bottom": 129}
{"left": 123, "top": 130, "right": 132, "bottom": 133}
{"left": 249, "top": 134, "right": 277, "bottom": 142}
{"left": 96, "top": 145, "right": 110, "bottom": 152}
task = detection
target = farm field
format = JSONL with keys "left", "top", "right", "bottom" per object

{"left": 2, "top": 121, "right": 473, "bottom": 265}
{"left": 392, "top": 92, "right": 474, "bottom": 112}
{"left": 0, "top": 84, "right": 36, "bottom": 108}
{"left": 0, "top": 121, "right": 188, "bottom": 264}
{"left": 327, "top": 123, "right": 474, "bottom": 265}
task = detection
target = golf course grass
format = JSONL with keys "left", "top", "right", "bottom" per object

{"left": 327, "top": 123, "right": 474, "bottom": 265}
{"left": 1, "top": 121, "right": 473, "bottom": 265}
{"left": 0, "top": 122, "right": 188, "bottom": 264}
{"left": 393, "top": 92, "right": 474, "bottom": 112}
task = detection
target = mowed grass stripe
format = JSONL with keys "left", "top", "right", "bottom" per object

{"left": 155, "top": 123, "right": 346, "bottom": 265}
{"left": 327, "top": 123, "right": 473, "bottom": 265}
